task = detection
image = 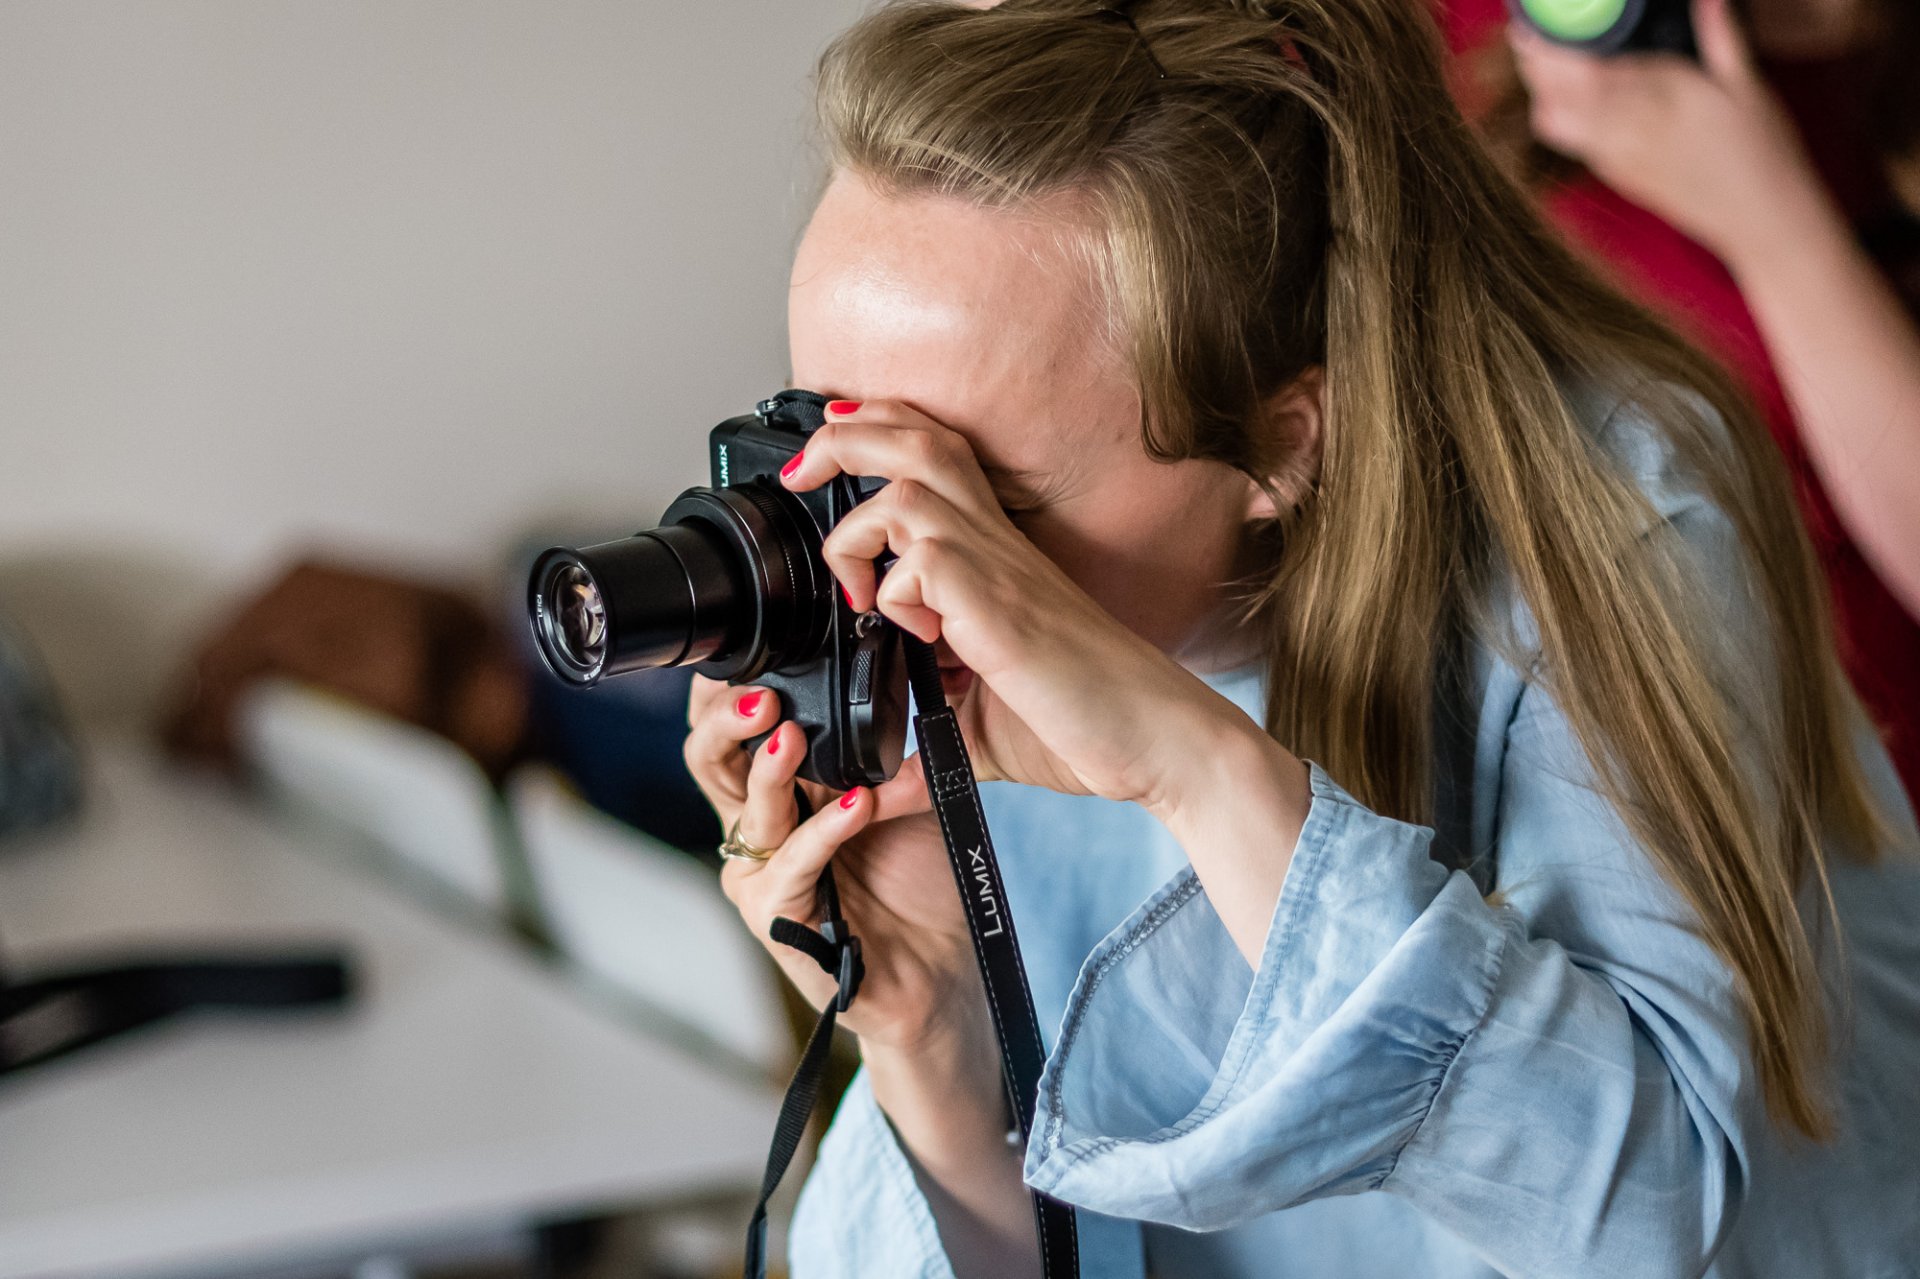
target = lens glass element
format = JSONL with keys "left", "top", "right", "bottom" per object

{"left": 548, "top": 562, "right": 607, "bottom": 670}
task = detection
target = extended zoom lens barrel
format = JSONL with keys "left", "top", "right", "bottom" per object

{"left": 529, "top": 523, "right": 745, "bottom": 685}
{"left": 527, "top": 483, "right": 826, "bottom": 688}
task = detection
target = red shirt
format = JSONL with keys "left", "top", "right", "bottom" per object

{"left": 1436, "top": 0, "right": 1920, "bottom": 800}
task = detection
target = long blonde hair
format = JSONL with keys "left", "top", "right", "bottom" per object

{"left": 814, "top": 0, "right": 1884, "bottom": 1138}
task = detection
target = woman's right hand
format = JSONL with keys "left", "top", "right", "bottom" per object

{"left": 684, "top": 674, "right": 990, "bottom": 1056}
{"left": 1508, "top": 0, "right": 1815, "bottom": 263}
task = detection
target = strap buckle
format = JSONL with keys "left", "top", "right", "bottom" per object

{"left": 767, "top": 915, "right": 864, "bottom": 1012}
{"left": 830, "top": 930, "right": 862, "bottom": 1013}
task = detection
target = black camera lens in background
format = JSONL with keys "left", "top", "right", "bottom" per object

{"left": 1507, "top": 0, "right": 1694, "bottom": 56}
{"left": 528, "top": 484, "right": 827, "bottom": 688}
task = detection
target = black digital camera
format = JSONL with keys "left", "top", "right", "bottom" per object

{"left": 526, "top": 389, "right": 908, "bottom": 791}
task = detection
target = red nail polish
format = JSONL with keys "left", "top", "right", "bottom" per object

{"left": 780, "top": 452, "right": 804, "bottom": 479}
{"left": 840, "top": 582, "right": 856, "bottom": 610}
{"left": 826, "top": 400, "right": 861, "bottom": 415}
{"left": 839, "top": 788, "right": 862, "bottom": 809}
{"left": 767, "top": 731, "right": 780, "bottom": 756}
{"left": 737, "top": 691, "right": 764, "bottom": 716}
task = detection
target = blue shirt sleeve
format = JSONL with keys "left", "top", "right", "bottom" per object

{"left": 791, "top": 1070, "right": 1150, "bottom": 1278}
{"left": 1022, "top": 698, "right": 1754, "bottom": 1279}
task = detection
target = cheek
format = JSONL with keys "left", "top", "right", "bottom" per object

{"left": 1026, "top": 477, "right": 1246, "bottom": 649}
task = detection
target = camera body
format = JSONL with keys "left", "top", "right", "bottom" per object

{"left": 1509, "top": 0, "right": 1696, "bottom": 57}
{"left": 527, "top": 390, "right": 908, "bottom": 792}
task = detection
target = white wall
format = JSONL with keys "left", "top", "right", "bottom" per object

{"left": 0, "top": 0, "right": 864, "bottom": 720}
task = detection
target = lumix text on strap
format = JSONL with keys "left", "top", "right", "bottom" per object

{"left": 744, "top": 631, "right": 1080, "bottom": 1278}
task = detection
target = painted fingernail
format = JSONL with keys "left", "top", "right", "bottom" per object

{"left": 737, "top": 691, "right": 764, "bottom": 716}
{"left": 839, "top": 787, "right": 863, "bottom": 809}
{"left": 826, "top": 400, "right": 861, "bottom": 415}
{"left": 767, "top": 730, "right": 781, "bottom": 756}
{"left": 780, "top": 452, "right": 804, "bottom": 479}
{"left": 840, "top": 582, "right": 856, "bottom": 610}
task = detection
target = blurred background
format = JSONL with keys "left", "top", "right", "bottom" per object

{"left": 0, "top": 3, "right": 863, "bottom": 1277}
{"left": 6, "top": 0, "right": 1916, "bottom": 1277}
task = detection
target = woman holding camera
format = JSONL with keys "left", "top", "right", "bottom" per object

{"left": 685, "top": 0, "right": 1920, "bottom": 1274}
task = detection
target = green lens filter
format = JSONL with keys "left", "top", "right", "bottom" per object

{"left": 1520, "top": 0, "right": 1630, "bottom": 41}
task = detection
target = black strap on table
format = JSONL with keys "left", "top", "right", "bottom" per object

{"left": 744, "top": 633, "right": 1079, "bottom": 1278}
{"left": 0, "top": 951, "right": 353, "bottom": 1076}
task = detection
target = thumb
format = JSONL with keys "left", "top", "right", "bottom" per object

{"left": 1694, "top": 0, "right": 1756, "bottom": 84}
{"left": 870, "top": 751, "right": 934, "bottom": 822}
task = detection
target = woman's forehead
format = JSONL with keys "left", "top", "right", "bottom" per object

{"left": 788, "top": 173, "right": 1135, "bottom": 465}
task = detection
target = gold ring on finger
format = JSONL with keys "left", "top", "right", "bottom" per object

{"left": 718, "top": 814, "right": 778, "bottom": 864}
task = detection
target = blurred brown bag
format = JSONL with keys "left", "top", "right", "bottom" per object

{"left": 160, "top": 559, "right": 528, "bottom": 781}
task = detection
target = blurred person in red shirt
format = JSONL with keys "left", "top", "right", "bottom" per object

{"left": 1439, "top": 0, "right": 1920, "bottom": 800}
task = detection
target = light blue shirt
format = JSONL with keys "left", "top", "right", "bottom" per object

{"left": 789, "top": 390, "right": 1920, "bottom": 1278}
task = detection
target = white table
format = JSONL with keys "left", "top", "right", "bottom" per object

{"left": 0, "top": 743, "right": 780, "bottom": 1278}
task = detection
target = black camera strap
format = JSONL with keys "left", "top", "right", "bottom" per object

{"left": 744, "top": 861, "right": 862, "bottom": 1279}
{"left": 744, "top": 633, "right": 1079, "bottom": 1278}
{"left": 899, "top": 634, "right": 1081, "bottom": 1276}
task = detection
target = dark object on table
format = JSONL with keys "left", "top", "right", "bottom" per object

{"left": 0, "top": 609, "right": 83, "bottom": 841}
{"left": 0, "top": 946, "right": 354, "bottom": 1076}
{"left": 161, "top": 559, "right": 529, "bottom": 782}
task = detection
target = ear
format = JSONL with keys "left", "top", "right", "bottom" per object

{"left": 1245, "top": 365, "right": 1325, "bottom": 519}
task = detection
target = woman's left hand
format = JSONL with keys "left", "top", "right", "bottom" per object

{"left": 781, "top": 398, "right": 1238, "bottom": 819}
{"left": 1509, "top": 0, "right": 1817, "bottom": 261}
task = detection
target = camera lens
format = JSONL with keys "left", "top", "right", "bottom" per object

{"left": 527, "top": 483, "right": 827, "bottom": 688}
{"left": 529, "top": 522, "right": 747, "bottom": 685}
